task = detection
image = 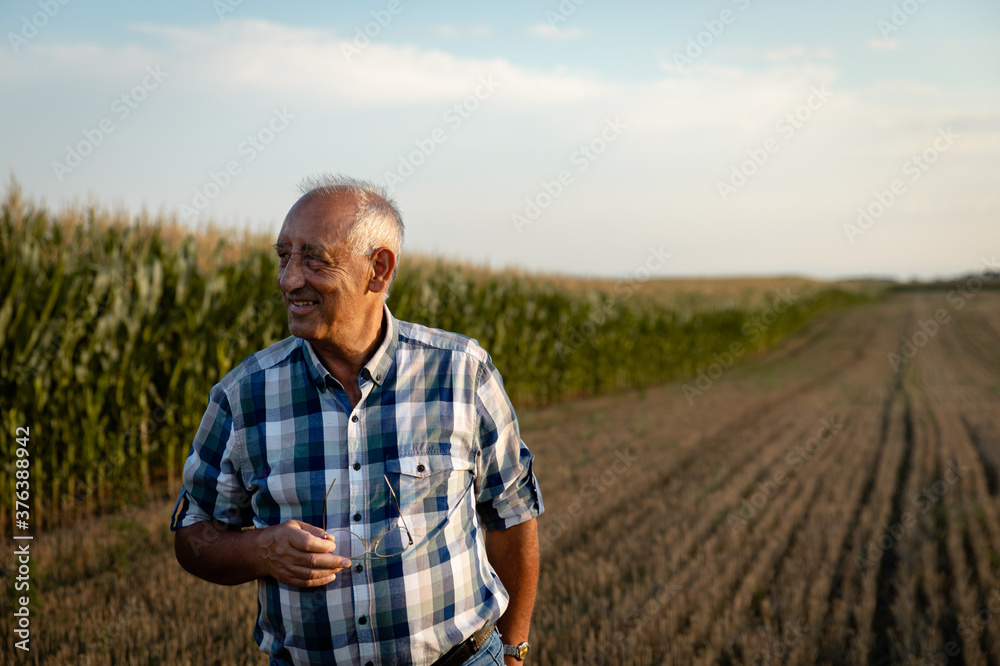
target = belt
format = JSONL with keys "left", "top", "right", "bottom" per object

{"left": 431, "top": 624, "right": 496, "bottom": 666}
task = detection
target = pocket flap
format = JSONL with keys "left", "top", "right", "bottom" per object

{"left": 385, "top": 454, "right": 455, "bottom": 478}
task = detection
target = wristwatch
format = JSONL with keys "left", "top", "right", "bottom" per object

{"left": 503, "top": 642, "right": 529, "bottom": 661}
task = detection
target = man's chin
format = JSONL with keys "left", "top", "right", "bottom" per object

{"left": 286, "top": 320, "right": 317, "bottom": 341}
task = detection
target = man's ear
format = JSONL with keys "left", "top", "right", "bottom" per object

{"left": 369, "top": 248, "right": 397, "bottom": 294}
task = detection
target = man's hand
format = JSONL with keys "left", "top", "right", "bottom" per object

{"left": 174, "top": 519, "right": 350, "bottom": 588}
{"left": 257, "top": 520, "right": 351, "bottom": 587}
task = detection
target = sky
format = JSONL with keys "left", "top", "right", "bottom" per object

{"left": 2, "top": 0, "right": 998, "bottom": 281}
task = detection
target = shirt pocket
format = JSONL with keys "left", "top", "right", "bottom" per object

{"left": 384, "top": 451, "right": 473, "bottom": 538}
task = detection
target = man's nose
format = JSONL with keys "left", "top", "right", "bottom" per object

{"left": 278, "top": 255, "right": 305, "bottom": 292}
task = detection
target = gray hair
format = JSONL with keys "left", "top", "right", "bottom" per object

{"left": 296, "top": 174, "right": 405, "bottom": 296}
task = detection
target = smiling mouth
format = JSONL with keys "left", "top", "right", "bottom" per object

{"left": 286, "top": 298, "right": 319, "bottom": 314}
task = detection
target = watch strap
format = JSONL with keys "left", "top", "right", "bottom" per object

{"left": 502, "top": 642, "right": 529, "bottom": 660}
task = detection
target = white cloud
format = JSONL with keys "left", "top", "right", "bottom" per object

{"left": 430, "top": 24, "right": 492, "bottom": 38}
{"left": 4, "top": 18, "right": 997, "bottom": 280}
{"left": 0, "top": 41, "right": 160, "bottom": 83}
{"left": 763, "top": 46, "right": 835, "bottom": 62}
{"left": 869, "top": 38, "right": 899, "bottom": 51}
{"left": 118, "top": 20, "right": 600, "bottom": 107}
{"left": 525, "top": 24, "right": 586, "bottom": 40}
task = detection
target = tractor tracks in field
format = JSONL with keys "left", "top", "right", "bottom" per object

{"left": 867, "top": 393, "right": 916, "bottom": 666}
{"left": 537, "top": 299, "right": 889, "bottom": 661}
{"left": 536, "top": 293, "right": 1000, "bottom": 664}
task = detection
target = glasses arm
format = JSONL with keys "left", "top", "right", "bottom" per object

{"left": 320, "top": 477, "right": 336, "bottom": 531}
{"left": 383, "top": 473, "right": 414, "bottom": 546}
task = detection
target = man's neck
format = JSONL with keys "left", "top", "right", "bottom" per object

{"left": 311, "top": 306, "right": 386, "bottom": 407}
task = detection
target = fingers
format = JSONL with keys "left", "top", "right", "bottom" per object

{"left": 283, "top": 555, "right": 352, "bottom": 587}
{"left": 260, "top": 520, "right": 353, "bottom": 588}
{"left": 287, "top": 570, "right": 341, "bottom": 588}
{"left": 292, "top": 524, "right": 339, "bottom": 554}
{"left": 280, "top": 558, "right": 351, "bottom": 588}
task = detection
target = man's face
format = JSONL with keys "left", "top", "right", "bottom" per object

{"left": 274, "top": 194, "right": 373, "bottom": 345}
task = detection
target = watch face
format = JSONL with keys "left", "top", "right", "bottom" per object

{"left": 504, "top": 642, "right": 530, "bottom": 660}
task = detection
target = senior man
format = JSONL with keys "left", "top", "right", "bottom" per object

{"left": 171, "top": 175, "right": 543, "bottom": 666}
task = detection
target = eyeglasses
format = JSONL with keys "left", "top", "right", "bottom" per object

{"left": 319, "top": 474, "right": 414, "bottom": 560}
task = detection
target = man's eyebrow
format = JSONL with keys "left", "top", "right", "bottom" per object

{"left": 300, "top": 243, "right": 333, "bottom": 255}
{"left": 272, "top": 241, "right": 334, "bottom": 255}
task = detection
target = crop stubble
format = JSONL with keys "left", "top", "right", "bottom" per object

{"left": 2, "top": 291, "right": 998, "bottom": 665}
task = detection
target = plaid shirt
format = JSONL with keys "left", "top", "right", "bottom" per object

{"left": 170, "top": 306, "right": 543, "bottom": 665}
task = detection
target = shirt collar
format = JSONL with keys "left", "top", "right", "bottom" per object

{"left": 365, "top": 303, "right": 397, "bottom": 386}
{"left": 299, "top": 303, "right": 397, "bottom": 390}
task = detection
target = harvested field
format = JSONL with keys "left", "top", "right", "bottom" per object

{"left": 3, "top": 290, "right": 999, "bottom": 665}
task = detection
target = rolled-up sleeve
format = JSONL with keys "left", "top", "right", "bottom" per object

{"left": 170, "top": 383, "right": 253, "bottom": 531}
{"left": 474, "top": 357, "right": 544, "bottom": 531}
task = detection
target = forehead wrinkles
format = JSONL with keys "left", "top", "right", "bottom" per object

{"left": 279, "top": 194, "right": 356, "bottom": 251}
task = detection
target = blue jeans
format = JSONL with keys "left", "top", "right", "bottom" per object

{"left": 267, "top": 630, "right": 504, "bottom": 665}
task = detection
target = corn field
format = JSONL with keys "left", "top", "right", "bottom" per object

{"left": 0, "top": 182, "right": 875, "bottom": 535}
{"left": 5, "top": 290, "right": 999, "bottom": 665}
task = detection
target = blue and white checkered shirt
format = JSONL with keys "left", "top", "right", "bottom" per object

{"left": 170, "top": 306, "right": 543, "bottom": 665}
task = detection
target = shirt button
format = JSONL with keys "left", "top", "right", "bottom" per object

{"left": 376, "top": 373, "right": 382, "bottom": 381}
{"left": 353, "top": 462, "right": 361, "bottom": 471}
{"left": 353, "top": 513, "right": 362, "bottom": 522}
{"left": 355, "top": 563, "right": 363, "bottom": 573}
{"left": 351, "top": 415, "right": 359, "bottom": 423}
{"left": 416, "top": 464, "right": 425, "bottom": 473}
{"left": 366, "top": 662, "right": 374, "bottom": 666}
{"left": 358, "top": 616, "right": 367, "bottom": 625}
